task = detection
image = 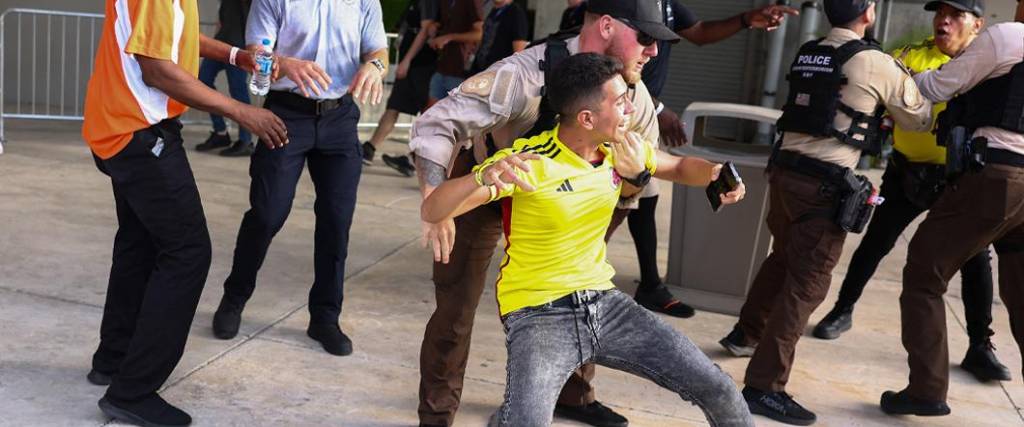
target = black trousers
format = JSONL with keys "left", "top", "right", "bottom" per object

{"left": 221, "top": 95, "right": 362, "bottom": 325}
{"left": 91, "top": 119, "right": 212, "bottom": 401}
{"left": 836, "top": 157, "right": 994, "bottom": 343}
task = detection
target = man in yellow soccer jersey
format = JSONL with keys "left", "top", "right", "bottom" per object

{"left": 421, "top": 53, "right": 751, "bottom": 426}
{"left": 811, "top": 0, "right": 1011, "bottom": 383}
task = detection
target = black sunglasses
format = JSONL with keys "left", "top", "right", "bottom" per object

{"left": 615, "top": 18, "right": 658, "bottom": 47}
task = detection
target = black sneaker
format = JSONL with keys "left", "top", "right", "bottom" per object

{"left": 362, "top": 142, "right": 376, "bottom": 165}
{"left": 743, "top": 386, "right": 816, "bottom": 426}
{"left": 719, "top": 325, "right": 757, "bottom": 357}
{"left": 634, "top": 283, "right": 695, "bottom": 318}
{"left": 307, "top": 323, "right": 353, "bottom": 356}
{"left": 99, "top": 393, "right": 192, "bottom": 426}
{"left": 879, "top": 389, "right": 950, "bottom": 416}
{"left": 219, "top": 140, "right": 255, "bottom": 157}
{"left": 382, "top": 154, "right": 416, "bottom": 177}
{"left": 553, "top": 401, "right": 628, "bottom": 427}
{"left": 196, "top": 131, "right": 231, "bottom": 152}
{"left": 212, "top": 298, "right": 243, "bottom": 340}
{"left": 812, "top": 305, "right": 853, "bottom": 340}
{"left": 961, "top": 340, "right": 1012, "bottom": 382}
{"left": 87, "top": 369, "right": 113, "bottom": 386}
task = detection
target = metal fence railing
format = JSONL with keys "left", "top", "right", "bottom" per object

{"left": 0, "top": 7, "right": 409, "bottom": 153}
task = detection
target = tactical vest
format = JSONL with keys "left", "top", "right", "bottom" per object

{"left": 777, "top": 38, "right": 886, "bottom": 155}
{"left": 948, "top": 60, "right": 1024, "bottom": 134}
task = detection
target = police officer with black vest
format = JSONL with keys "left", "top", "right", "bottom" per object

{"left": 717, "top": 0, "right": 932, "bottom": 424}
{"left": 881, "top": 0, "right": 1024, "bottom": 417}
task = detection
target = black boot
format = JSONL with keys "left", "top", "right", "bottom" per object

{"left": 634, "top": 283, "right": 695, "bottom": 318}
{"left": 307, "top": 323, "right": 353, "bottom": 356}
{"left": 879, "top": 389, "right": 950, "bottom": 416}
{"left": 743, "top": 386, "right": 816, "bottom": 426}
{"left": 961, "top": 340, "right": 1012, "bottom": 382}
{"left": 361, "top": 142, "right": 376, "bottom": 165}
{"left": 195, "top": 131, "right": 231, "bottom": 152}
{"left": 719, "top": 325, "right": 756, "bottom": 357}
{"left": 219, "top": 140, "right": 254, "bottom": 157}
{"left": 212, "top": 298, "right": 244, "bottom": 340}
{"left": 99, "top": 393, "right": 192, "bottom": 426}
{"left": 382, "top": 154, "right": 416, "bottom": 177}
{"left": 553, "top": 401, "right": 628, "bottom": 427}
{"left": 812, "top": 304, "right": 853, "bottom": 340}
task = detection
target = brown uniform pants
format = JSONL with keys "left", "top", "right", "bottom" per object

{"left": 737, "top": 168, "right": 848, "bottom": 392}
{"left": 418, "top": 150, "right": 596, "bottom": 426}
{"left": 901, "top": 163, "right": 1024, "bottom": 402}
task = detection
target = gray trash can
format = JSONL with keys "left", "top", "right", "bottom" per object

{"left": 663, "top": 103, "right": 781, "bottom": 315}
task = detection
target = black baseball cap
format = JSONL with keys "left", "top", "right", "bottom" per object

{"left": 924, "top": 0, "right": 985, "bottom": 17}
{"left": 587, "top": 0, "right": 681, "bottom": 42}
{"left": 824, "top": 0, "right": 873, "bottom": 26}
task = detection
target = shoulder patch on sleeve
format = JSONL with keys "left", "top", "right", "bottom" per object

{"left": 461, "top": 71, "right": 496, "bottom": 97}
{"left": 488, "top": 67, "right": 517, "bottom": 117}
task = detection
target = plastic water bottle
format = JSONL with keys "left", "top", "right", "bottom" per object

{"left": 249, "top": 39, "right": 273, "bottom": 96}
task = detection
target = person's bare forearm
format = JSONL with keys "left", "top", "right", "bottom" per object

{"left": 403, "top": 22, "right": 434, "bottom": 65}
{"left": 679, "top": 16, "right": 744, "bottom": 46}
{"left": 446, "top": 23, "right": 483, "bottom": 43}
{"left": 421, "top": 173, "right": 489, "bottom": 223}
{"left": 653, "top": 152, "right": 716, "bottom": 186}
{"left": 137, "top": 55, "right": 241, "bottom": 120}
{"left": 361, "top": 48, "right": 389, "bottom": 69}
{"left": 199, "top": 34, "right": 234, "bottom": 62}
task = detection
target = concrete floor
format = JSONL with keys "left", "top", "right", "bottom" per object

{"left": 1, "top": 119, "right": 1022, "bottom": 426}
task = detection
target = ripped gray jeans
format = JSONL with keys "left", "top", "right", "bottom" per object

{"left": 489, "top": 289, "right": 752, "bottom": 427}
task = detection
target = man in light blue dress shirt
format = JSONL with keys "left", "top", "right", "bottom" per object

{"left": 211, "top": 0, "right": 389, "bottom": 357}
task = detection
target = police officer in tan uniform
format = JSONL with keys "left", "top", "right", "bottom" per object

{"left": 881, "top": 0, "right": 1024, "bottom": 417}
{"left": 717, "top": 0, "right": 932, "bottom": 425}
{"left": 410, "top": 1, "right": 689, "bottom": 425}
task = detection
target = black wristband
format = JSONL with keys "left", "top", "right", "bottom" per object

{"left": 739, "top": 12, "right": 751, "bottom": 29}
{"left": 623, "top": 169, "right": 652, "bottom": 187}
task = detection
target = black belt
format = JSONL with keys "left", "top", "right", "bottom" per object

{"left": 544, "top": 289, "right": 610, "bottom": 309}
{"left": 266, "top": 91, "right": 352, "bottom": 116}
{"left": 772, "top": 150, "right": 848, "bottom": 181}
{"left": 986, "top": 148, "right": 1024, "bottom": 168}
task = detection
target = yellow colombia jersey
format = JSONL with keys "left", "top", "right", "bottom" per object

{"left": 891, "top": 38, "right": 948, "bottom": 164}
{"left": 473, "top": 127, "right": 657, "bottom": 316}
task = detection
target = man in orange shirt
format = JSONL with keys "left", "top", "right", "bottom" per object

{"left": 80, "top": 0, "right": 297, "bottom": 425}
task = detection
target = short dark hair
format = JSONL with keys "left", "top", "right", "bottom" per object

{"left": 546, "top": 53, "right": 624, "bottom": 124}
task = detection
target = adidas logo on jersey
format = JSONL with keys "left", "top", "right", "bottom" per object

{"left": 556, "top": 179, "right": 575, "bottom": 193}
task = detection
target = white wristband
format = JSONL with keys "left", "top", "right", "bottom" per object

{"left": 229, "top": 47, "right": 239, "bottom": 66}
{"left": 655, "top": 101, "right": 665, "bottom": 115}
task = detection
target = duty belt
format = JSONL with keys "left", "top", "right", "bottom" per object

{"left": 771, "top": 149, "right": 848, "bottom": 182}
{"left": 986, "top": 148, "right": 1024, "bottom": 168}
{"left": 266, "top": 91, "right": 352, "bottom": 116}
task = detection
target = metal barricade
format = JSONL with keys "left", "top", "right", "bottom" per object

{"left": 0, "top": 7, "right": 409, "bottom": 152}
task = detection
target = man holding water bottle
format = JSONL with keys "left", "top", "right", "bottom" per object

{"left": 210, "top": 0, "right": 389, "bottom": 357}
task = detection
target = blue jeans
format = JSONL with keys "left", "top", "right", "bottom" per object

{"left": 428, "top": 73, "right": 465, "bottom": 101}
{"left": 198, "top": 57, "right": 252, "bottom": 143}
{"left": 491, "top": 290, "right": 753, "bottom": 427}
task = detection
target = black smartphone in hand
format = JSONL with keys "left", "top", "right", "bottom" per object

{"left": 706, "top": 162, "right": 741, "bottom": 213}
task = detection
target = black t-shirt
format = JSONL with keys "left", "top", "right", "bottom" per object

{"left": 641, "top": 0, "right": 697, "bottom": 99}
{"left": 471, "top": 3, "right": 529, "bottom": 73}
{"left": 214, "top": 0, "right": 250, "bottom": 48}
{"left": 398, "top": 0, "right": 439, "bottom": 67}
